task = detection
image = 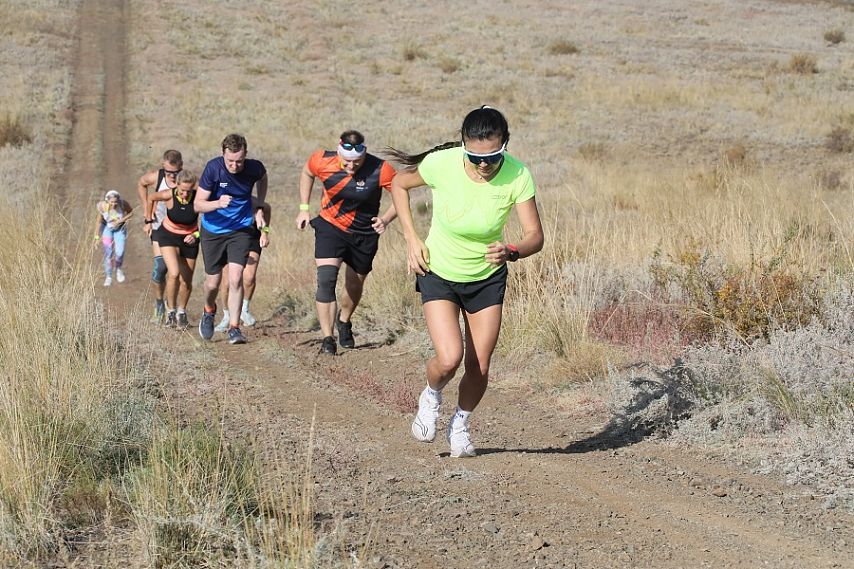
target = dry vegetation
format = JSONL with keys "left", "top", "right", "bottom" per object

{"left": 123, "top": 0, "right": 853, "bottom": 514}
{"left": 1, "top": 0, "right": 853, "bottom": 564}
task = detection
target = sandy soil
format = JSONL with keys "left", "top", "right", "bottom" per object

{"left": 62, "top": 0, "right": 854, "bottom": 567}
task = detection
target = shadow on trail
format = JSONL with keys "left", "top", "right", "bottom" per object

{"left": 452, "top": 362, "right": 698, "bottom": 457}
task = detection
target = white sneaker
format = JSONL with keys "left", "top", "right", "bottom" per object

{"left": 116, "top": 269, "right": 126, "bottom": 283}
{"left": 214, "top": 310, "right": 231, "bottom": 333}
{"left": 240, "top": 307, "right": 256, "bottom": 326}
{"left": 411, "top": 387, "right": 441, "bottom": 443}
{"left": 447, "top": 418, "right": 476, "bottom": 458}
{"left": 103, "top": 276, "right": 112, "bottom": 287}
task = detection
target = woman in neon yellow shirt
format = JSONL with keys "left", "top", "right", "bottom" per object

{"left": 389, "top": 106, "right": 544, "bottom": 458}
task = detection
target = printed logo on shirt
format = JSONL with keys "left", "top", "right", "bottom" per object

{"left": 219, "top": 182, "right": 228, "bottom": 188}
{"left": 355, "top": 180, "right": 366, "bottom": 192}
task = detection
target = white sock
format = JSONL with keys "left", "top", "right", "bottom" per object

{"left": 426, "top": 385, "right": 442, "bottom": 402}
{"left": 176, "top": 308, "right": 186, "bottom": 315}
{"left": 222, "top": 309, "right": 230, "bottom": 319}
{"left": 242, "top": 299, "right": 250, "bottom": 311}
{"left": 450, "top": 407, "right": 471, "bottom": 432}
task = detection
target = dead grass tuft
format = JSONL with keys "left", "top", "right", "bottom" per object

{"left": 825, "top": 126, "right": 854, "bottom": 153}
{"left": 823, "top": 29, "right": 845, "bottom": 45}
{"left": 786, "top": 53, "right": 818, "bottom": 75}
{"left": 0, "top": 113, "right": 32, "bottom": 147}
{"left": 437, "top": 57, "right": 461, "bottom": 74}
{"left": 577, "top": 142, "right": 608, "bottom": 162}
{"left": 402, "top": 43, "right": 427, "bottom": 62}
{"left": 549, "top": 40, "right": 579, "bottom": 55}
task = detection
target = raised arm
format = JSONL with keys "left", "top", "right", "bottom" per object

{"left": 390, "top": 169, "right": 430, "bottom": 275}
{"left": 194, "top": 185, "right": 231, "bottom": 214}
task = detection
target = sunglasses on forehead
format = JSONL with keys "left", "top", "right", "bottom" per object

{"left": 340, "top": 142, "right": 366, "bottom": 153}
{"left": 464, "top": 143, "right": 506, "bottom": 165}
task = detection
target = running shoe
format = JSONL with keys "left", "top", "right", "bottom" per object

{"left": 151, "top": 299, "right": 166, "bottom": 324}
{"left": 227, "top": 327, "right": 247, "bottom": 345}
{"left": 447, "top": 421, "right": 477, "bottom": 458}
{"left": 320, "top": 335, "right": 337, "bottom": 355}
{"left": 103, "top": 276, "right": 112, "bottom": 287}
{"left": 165, "top": 311, "right": 177, "bottom": 328}
{"left": 116, "top": 269, "right": 126, "bottom": 283}
{"left": 176, "top": 312, "right": 189, "bottom": 330}
{"left": 240, "top": 307, "right": 257, "bottom": 327}
{"left": 214, "top": 310, "right": 230, "bottom": 333}
{"left": 411, "top": 387, "right": 441, "bottom": 443}
{"left": 199, "top": 308, "right": 216, "bottom": 340}
{"left": 336, "top": 316, "right": 355, "bottom": 349}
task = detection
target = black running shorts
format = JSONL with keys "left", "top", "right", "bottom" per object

{"left": 154, "top": 227, "right": 199, "bottom": 259}
{"left": 248, "top": 225, "right": 263, "bottom": 256}
{"left": 416, "top": 264, "right": 507, "bottom": 313}
{"left": 310, "top": 216, "right": 379, "bottom": 275}
{"left": 200, "top": 225, "right": 254, "bottom": 275}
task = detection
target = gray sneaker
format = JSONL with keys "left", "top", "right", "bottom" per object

{"left": 176, "top": 312, "right": 189, "bottom": 330}
{"left": 199, "top": 309, "right": 216, "bottom": 340}
{"left": 165, "top": 311, "right": 177, "bottom": 328}
{"left": 227, "top": 327, "right": 247, "bottom": 345}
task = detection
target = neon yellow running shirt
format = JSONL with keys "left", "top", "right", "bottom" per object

{"left": 418, "top": 146, "right": 536, "bottom": 282}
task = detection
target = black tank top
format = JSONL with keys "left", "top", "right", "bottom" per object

{"left": 166, "top": 188, "right": 197, "bottom": 226}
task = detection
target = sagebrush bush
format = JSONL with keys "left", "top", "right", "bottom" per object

{"left": 649, "top": 239, "right": 822, "bottom": 341}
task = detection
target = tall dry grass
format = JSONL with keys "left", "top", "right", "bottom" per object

{"left": 0, "top": 205, "right": 148, "bottom": 559}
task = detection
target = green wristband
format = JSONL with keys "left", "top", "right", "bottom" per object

{"left": 299, "top": 203, "right": 310, "bottom": 211}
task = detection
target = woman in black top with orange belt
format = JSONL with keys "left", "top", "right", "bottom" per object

{"left": 145, "top": 170, "right": 200, "bottom": 329}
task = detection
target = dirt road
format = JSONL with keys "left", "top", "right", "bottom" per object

{"left": 66, "top": 1, "right": 853, "bottom": 567}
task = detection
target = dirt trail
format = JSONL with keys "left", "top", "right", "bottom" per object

{"left": 65, "top": 1, "right": 853, "bottom": 567}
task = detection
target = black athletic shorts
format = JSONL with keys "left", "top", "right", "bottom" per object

{"left": 248, "top": 225, "right": 263, "bottom": 256}
{"left": 154, "top": 227, "right": 199, "bottom": 259}
{"left": 416, "top": 264, "right": 507, "bottom": 313}
{"left": 310, "top": 216, "right": 379, "bottom": 275}
{"left": 200, "top": 225, "right": 254, "bottom": 275}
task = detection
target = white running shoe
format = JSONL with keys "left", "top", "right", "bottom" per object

{"left": 116, "top": 269, "right": 126, "bottom": 283}
{"left": 103, "top": 276, "right": 112, "bottom": 287}
{"left": 214, "top": 309, "right": 230, "bottom": 333}
{"left": 411, "top": 387, "right": 441, "bottom": 443}
{"left": 448, "top": 420, "right": 477, "bottom": 458}
{"left": 240, "top": 307, "right": 257, "bottom": 326}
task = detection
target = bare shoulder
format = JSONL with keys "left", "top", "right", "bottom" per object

{"left": 139, "top": 168, "right": 159, "bottom": 186}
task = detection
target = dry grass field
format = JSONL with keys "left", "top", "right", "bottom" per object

{"left": 1, "top": 0, "right": 853, "bottom": 566}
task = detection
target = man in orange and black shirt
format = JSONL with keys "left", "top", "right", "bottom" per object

{"left": 296, "top": 130, "right": 397, "bottom": 355}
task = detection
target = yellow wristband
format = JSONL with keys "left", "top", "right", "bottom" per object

{"left": 93, "top": 234, "right": 100, "bottom": 240}
{"left": 261, "top": 225, "right": 271, "bottom": 234}
{"left": 299, "top": 203, "right": 310, "bottom": 211}
{"left": 193, "top": 231, "right": 200, "bottom": 238}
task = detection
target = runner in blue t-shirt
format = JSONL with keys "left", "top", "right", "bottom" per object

{"left": 194, "top": 133, "right": 269, "bottom": 345}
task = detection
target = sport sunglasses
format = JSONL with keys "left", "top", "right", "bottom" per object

{"left": 340, "top": 142, "right": 366, "bottom": 152}
{"left": 464, "top": 143, "right": 506, "bottom": 165}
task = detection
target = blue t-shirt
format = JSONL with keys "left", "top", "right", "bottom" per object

{"left": 198, "top": 157, "right": 267, "bottom": 234}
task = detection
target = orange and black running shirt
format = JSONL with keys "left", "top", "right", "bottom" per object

{"left": 306, "top": 150, "right": 396, "bottom": 235}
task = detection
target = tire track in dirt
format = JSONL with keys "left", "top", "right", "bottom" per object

{"left": 66, "top": 1, "right": 853, "bottom": 567}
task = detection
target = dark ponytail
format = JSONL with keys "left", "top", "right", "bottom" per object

{"left": 384, "top": 141, "right": 461, "bottom": 167}
{"left": 384, "top": 105, "right": 510, "bottom": 168}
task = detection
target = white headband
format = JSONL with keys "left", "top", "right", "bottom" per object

{"left": 104, "top": 190, "right": 120, "bottom": 200}
{"left": 337, "top": 144, "right": 366, "bottom": 161}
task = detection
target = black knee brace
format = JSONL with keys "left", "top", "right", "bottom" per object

{"left": 315, "top": 265, "right": 339, "bottom": 303}
{"left": 151, "top": 256, "right": 167, "bottom": 284}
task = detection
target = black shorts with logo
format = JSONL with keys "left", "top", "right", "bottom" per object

{"left": 416, "top": 264, "right": 507, "bottom": 313}
{"left": 200, "top": 225, "right": 254, "bottom": 275}
{"left": 154, "top": 227, "right": 199, "bottom": 259}
{"left": 310, "top": 216, "right": 379, "bottom": 275}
